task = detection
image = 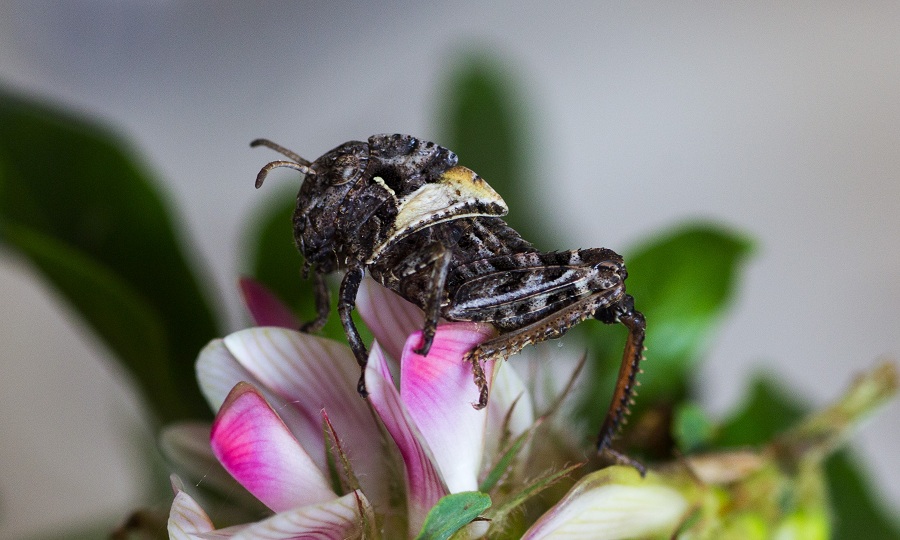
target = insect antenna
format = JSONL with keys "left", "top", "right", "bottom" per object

{"left": 250, "top": 138, "right": 310, "bottom": 165}
{"left": 250, "top": 139, "right": 316, "bottom": 189}
{"left": 253, "top": 160, "right": 316, "bottom": 189}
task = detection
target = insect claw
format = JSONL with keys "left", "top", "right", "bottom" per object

{"left": 356, "top": 374, "right": 369, "bottom": 399}
{"left": 600, "top": 447, "right": 647, "bottom": 477}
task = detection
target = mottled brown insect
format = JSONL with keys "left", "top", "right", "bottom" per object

{"left": 252, "top": 134, "right": 645, "bottom": 453}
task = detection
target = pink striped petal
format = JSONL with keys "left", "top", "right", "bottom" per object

{"left": 238, "top": 277, "right": 301, "bottom": 329}
{"left": 229, "top": 490, "right": 373, "bottom": 540}
{"left": 219, "top": 328, "right": 389, "bottom": 508}
{"left": 167, "top": 477, "right": 215, "bottom": 539}
{"left": 365, "top": 342, "right": 448, "bottom": 535}
{"left": 400, "top": 323, "right": 497, "bottom": 493}
{"left": 356, "top": 277, "right": 425, "bottom": 361}
{"left": 210, "top": 383, "right": 335, "bottom": 512}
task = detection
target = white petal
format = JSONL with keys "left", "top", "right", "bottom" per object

{"left": 484, "top": 360, "right": 535, "bottom": 460}
{"left": 522, "top": 467, "right": 689, "bottom": 540}
{"left": 167, "top": 478, "right": 215, "bottom": 539}
{"left": 195, "top": 337, "right": 311, "bottom": 459}
{"left": 230, "top": 490, "right": 373, "bottom": 540}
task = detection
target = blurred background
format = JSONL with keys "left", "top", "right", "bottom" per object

{"left": 0, "top": 2, "right": 898, "bottom": 538}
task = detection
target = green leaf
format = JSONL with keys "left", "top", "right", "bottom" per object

{"left": 0, "top": 87, "right": 220, "bottom": 422}
{"left": 716, "top": 376, "right": 806, "bottom": 447}
{"left": 435, "top": 53, "right": 551, "bottom": 248}
{"left": 414, "top": 491, "right": 491, "bottom": 540}
{"left": 578, "top": 223, "right": 753, "bottom": 428}
{"left": 826, "top": 451, "right": 900, "bottom": 540}
{"left": 672, "top": 402, "right": 715, "bottom": 453}
{"left": 625, "top": 222, "right": 753, "bottom": 399}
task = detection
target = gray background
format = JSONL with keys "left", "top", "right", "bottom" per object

{"left": 1, "top": 2, "right": 898, "bottom": 536}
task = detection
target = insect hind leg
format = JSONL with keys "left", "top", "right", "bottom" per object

{"left": 594, "top": 294, "right": 646, "bottom": 455}
{"left": 465, "top": 289, "right": 618, "bottom": 409}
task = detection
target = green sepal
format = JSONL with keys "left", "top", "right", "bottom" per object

{"left": 414, "top": 491, "right": 491, "bottom": 540}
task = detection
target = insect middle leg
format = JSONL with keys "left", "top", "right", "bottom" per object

{"left": 413, "top": 246, "right": 452, "bottom": 356}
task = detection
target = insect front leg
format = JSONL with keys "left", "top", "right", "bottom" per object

{"left": 299, "top": 271, "right": 330, "bottom": 333}
{"left": 338, "top": 266, "right": 369, "bottom": 397}
{"left": 414, "top": 246, "right": 452, "bottom": 356}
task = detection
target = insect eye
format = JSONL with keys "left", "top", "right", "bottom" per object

{"left": 330, "top": 154, "right": 366, "bottom": 185}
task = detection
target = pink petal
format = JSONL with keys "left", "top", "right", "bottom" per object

{"left": 365, "top": 342, "right": 448, "bottom": 535}
{"left": 210, "top": 383, "right": 335, "bottom": 512}
{"left": 238, "top": 277, "right": 301, "bottom": 329}
{"left": 230, "top": 490, "right": 373, "bottom": 540}
{"left": 167, "top": 477, "right": 215, "bottom": 539}
{"left": 219, "top": 328, "right": 389, "bottom": 508}
{"left": 356, "top": 277, "right": 425, "bottom": 361}
{"left": 400, "top": 323, "right": 497, "bottom": 493}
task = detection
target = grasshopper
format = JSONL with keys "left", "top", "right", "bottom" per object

{"left": 253, "top": 133, "right": 645, "bottom": 453}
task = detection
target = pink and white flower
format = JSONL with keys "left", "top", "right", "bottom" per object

{"left": 165, "top": 278, "right": 689, "bottom": 539}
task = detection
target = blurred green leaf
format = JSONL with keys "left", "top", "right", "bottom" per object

{"left": 672, "top": 402, "right": 714, "bottom": 453}
{"left": 625, "top": 223, "right": 753, "bottom": 400}
{"left": 578, "top": 223, "right": 753, "bottom": 429}
{"left": 436, "top": 53, "right": 551, "bottom": 248}
{"left": 0, "top": 87, "right": 219, "bottom": 422}
{"left": 826, "top": 452, "right": 900, "bottom": 540}
{"left": 716, "top": 376, "right": 806, "bottom": 447}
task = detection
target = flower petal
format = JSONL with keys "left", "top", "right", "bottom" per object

{"left": 219, "top": 328, "right": 389, "bottom": 507}
{"left": 167, "top": 476, "right": 215, "bottom": 539}
{"left": 239, "top": 276, "right": 301, "bottom": 329}
{"left": 484, "top": 360, "right": 535, "bottom": 460}
{"left": 230, "top": 490, "right": 374, "bottom": 540}
{"left": 196, "top": 338, "right": 260, "bottom": 410}
{"left": 365, "top": 342, "right": 448, "bottom": 535}
{"left": 356, "top": 277, "right": 425, "bottom": 361}
{"left": 521, "top": 467, "right": 689, "bottom": 540}
{"left": 210, "top": 383, "right": 336, "bottom": 512}
{"left": 160, "top": 422, "right": 261, "bottom": 509}
{"left": 400, "top": 323, "right": 497, "bottom": 493}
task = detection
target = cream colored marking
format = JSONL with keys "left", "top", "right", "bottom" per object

{"left": 366, "top": 166, "right": 508, "bottom": 263}
{"left": 372, "top": 176, "right": 397, "bottom": 199}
